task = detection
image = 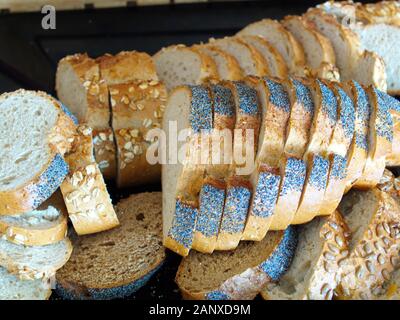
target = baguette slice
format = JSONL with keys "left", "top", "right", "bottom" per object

{"left": 154, "top": 45, "right": 218, "bottom": 90}
{"left": 0, "top": 191, "right": 67, "bottom": 246}
{"left": 56, "top": 192, "right": 165, "bottom": 300}
{"left": 381, "top": 92, "right": 400, "bottom": 166}
{"left": 0, "top": 90, "right": 76, "bottom": 215}
{"left": 176, "top": 227, "right": 297, "bottom": 300}
{"left": 237, "top": 19, "right": 306, "bottom": 74}
{"left": 262, "top": 211, "right": 348, "bottom": 300}
{"left": 60, "top": 125, "right": 119, "bottom": 235}
{"left": 337, "top": 188, "right": 400, "bottom": 300}
{"left": 0, "top": 266, "right": 52, "bottom": 300}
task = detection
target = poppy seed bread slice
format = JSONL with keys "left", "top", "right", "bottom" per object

{"left": 56, "top": 192, "right": 165, "bottom": 300}
{"left": 176, "top": 227, "right": 297, "bottom": 300}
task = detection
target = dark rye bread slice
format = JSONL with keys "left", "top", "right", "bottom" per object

{"left": 55, "top": 192, "right": 165, "bottom": 300}
{"left": 176, "top": 227, "right": 297, "bottom": 300}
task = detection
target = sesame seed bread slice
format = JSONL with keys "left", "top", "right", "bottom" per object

{"left": 282, "top": 15, "right": 340, "bottom": 81}
{"left": 208, "top": 37, "right": 269, "bottom": 77}
{"left": 56, "top": 192, "right": 165, "bottom": 300}
{"left": 110, "top": 80, "right": 167, "bottom": 188}
{"left": 237, "top": 19, "right": 306, "bottom": 75}
{"left": 176, "top": 227, "right": 297, "bottom": 300}
{"left": 0, "top": 266, "right": 52, "bottom": 300}
{"left": 0, "top": 191, "right": 67, "bottom": 246}
{"left": 237, "top": 35, "right": 288, "bottom": 79}
{"left": 60, "top": 125, "right": 119, "bottom": 235}
{"left": 196, "top": 46, "right": 244, "bottom": 81}
{"left": 154, "top": 45, "right": 218, "bottom": 91}
{"left": 262, "top": 211, "right": 348, "bottom": 300}
{"left": 0, "top": 90, "right": 76, "bottom": 215}
{"left": 337, "top": 188, "right": 400, "bottom": 300}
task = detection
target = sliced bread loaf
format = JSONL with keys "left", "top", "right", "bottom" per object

{"left": 262, "top": 211, "right": 348, "bottom": 300}
{"left": 56, "top": 192, "right": 165, "bottom": 300}
{"left": 0, "top": 90, "right": 75, "bottom": 215}
{"left": 154, "top": 45, "right": 218, "bottom": 90}
{"left": 0, "top": 191, "right": 67, "bottom": 246}
{"left": 176, "top": 227, "right": 297, "bottom": 300}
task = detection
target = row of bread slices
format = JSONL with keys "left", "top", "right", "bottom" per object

{"left": 175, "top": 186, "right": 400, "bottom": 300}
{"left": 162, "top": 76, "right": 400, "bottom": 257}
{"left": 153, "top": 6, "right": 390, "bottom": 93}
{"left": 56, "top": 51, "right": 168, "bottom": 189}
{"left": 0, "top": 90, "right": 120, "bottom": 299}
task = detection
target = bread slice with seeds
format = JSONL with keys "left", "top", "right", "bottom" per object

{"left": 56, "top": 53, "right": 115, "bottom": 180}
{"left": 262, "top": 211, "right": 348, "bottom": 300}
{"left": 237, "top": 19, "right": 306, "bottom": 75}
{"left": 110, "top": 80, "right": 167, "bottom": 188}
{"left": 377, "top": 266, "right": 400, "bottom": 300}
{"left": 0, "top": 266, "right": 52, "bottom": 300}
{"left": 337, "top": 188, "right": 400, "bottom": 300}
{"left": 60, "top": 125, "right": 119, "bottom": 235}
{"left": 237, "top": 35, "right": 288, "bottom": 79}
{"left": 381, "top": 91, "right": 400, "bottom": 166}
{"left": 0, "top": 191, "right": 67, "bottom": 246}
{"left": 0, "top": 90, "right": 76, "bottom": 215}
{"left": 56, "top": 192, "right": 165, "bottom": 300}
{"left": 282, "top": 15, "right": 339, "bottom": 81}
{"left": 208, "top": 37, "right": 269, "bottom": 77}
{"left": 176, "top": 227, "right": 297, "bottom": 300}
{"left": 154, "top": 45, "right": 218, "bottom": 91}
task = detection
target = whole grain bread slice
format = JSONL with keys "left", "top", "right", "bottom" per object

{"left": 56, "top": 192, "right": 165, "bottom": 300}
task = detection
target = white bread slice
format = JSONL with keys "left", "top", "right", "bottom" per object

{"left": 153, "top": 45, "right": 218, "bottom": 90}
{"left": 262, "top": 211, "right": 348, "bottom": 300}
{"left": 196, "top": 46, "right": 244, "bottom": 81}
{"left": 237, "top": 19, "right": 306, "bottom": 75}
{"left": 0, "top": 191, "right": 67, "bottom": 246}
{"left": 337, "top": 188, "right": 400, "bottom": 299}
{"left": 215, "top": 81, "right": 260, "bottom": 250}
{"left": 282, "top": 15, "right": 340, "bottom": 81}
{"left": 60, "top": 125, "right": 119, "bottom": 235}
{"left": 208, "top": 37, "right": 269, "bottom": 76}
{"left": 0, "top": 266, "right": 52, "bottom": 300}
{"left": 56, "top": 192, "right": 165, "bottom": 300}
{"left": 110, "top": 80, "right": 167, "bottom": 188}
{"left": 0, "top": 90, "right": 76, "bottom": 215}
{"left": 176, "top": 227, "right": 297, "bottom": 300}
{"left": 237, "top": 35, "right": 288, "bottom": 79}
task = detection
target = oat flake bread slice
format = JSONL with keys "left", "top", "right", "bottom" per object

{"left": 0, "top": 266, "right": 52, "bottom": 300}
{"left": 0, "top": 90, "right": 76, "bottom": 215}
{"left": 237, "top": 19, "right": 306, "bottom": 75}
{"left": 55, "top": 53, "right": 115, "bottom": 180}
{"left": 282, "top": 15, "right": 339, "bottom": 81}
{"left": 56, "top": 192, "right": 165, "bottom": 300}
{"left": 0, "top": 191, "right": 67, "bottom": 246}
{"left": 208, "top": 37, "right": 269, "bottom": 77}
{"left": 153, "top": 45, "right": 218, "bottom": 91}
{"left": 60, "top": 125, "right": 119, "bottom": 235}
{"left": 176, "top": 227, "right": 297, "bottom": 300}
{"left": 337, "top": 188, "right": 400, "bottom": 300}
{"left": 262, "top": 211, "right": 348, "bottom": 300}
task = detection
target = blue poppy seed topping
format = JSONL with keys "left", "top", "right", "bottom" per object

{"left": 318, "top": 80, "right": 337, "bottom": 124}
{"left": 355, "top": 132, "right": 368, "bottom": 151}
{"left": 206, "top": 291, "right": 231, "bottom": 300}
{"left": 373, "top": 87, "right": 393, "bottom": 143}
{"left": 292, "top": 78, "right": 314, "bottom": 115}
{"left": 259, "top": 226, "right": 298, "bottom": 281}
{"left": 220, "top": 185, "right": 251, "bottom": 234}
{"left": 211, "top": 85, "right": 235, "bottom": 117}
{"left": 336, "top": 85, "right": 355, "bottom": 141}
{"left": 189, "top": 86, "right": 212, "bottom": 134}
{"left": 233, "top": 82, "right": 259, "bottom": 116}
{"left": 309, "top": 155, "right": 329, "bottom": 190}
{"left": 263, "top": 78, "right": 290, "bottom": 113}
{"left": 252, "top": 171, "right": 280, "bottom": 218}
{"left": 196, "top": 184, "right": 225, "bottom": 238}
{"left": 352, "top": 81, "right": 371, "bottom": 123}
{"left": 279, "top": 158, "right": 306, "bottom": 196}
{"left": 329, "top": 154, "right": 347, "bottom": 180}
{"left": 377, "top": 89, "right": 400, "bottom": 113}
{"left": 168, "top": 201, "right": 198, "bottom": 249}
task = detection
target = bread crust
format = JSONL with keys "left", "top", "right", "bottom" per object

{"left": 92, "top": 128, "right": 117, "bottom": 180}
